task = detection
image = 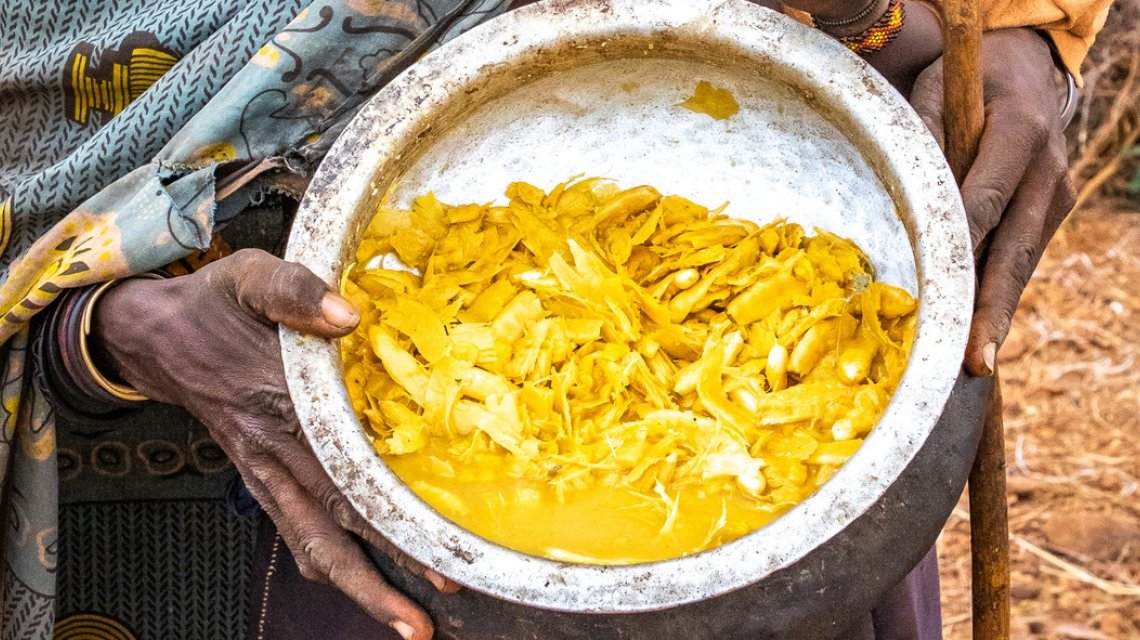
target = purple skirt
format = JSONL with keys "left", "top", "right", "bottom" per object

{"left": 247, "top": 521, "right": 942, "bottom": 640}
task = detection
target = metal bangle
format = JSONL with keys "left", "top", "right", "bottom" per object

{"left": 1060, "top": 69, "right": 1078, "bottom": 129}
{"left": 1040, "top": 30, "right": 1080, "bottom": 129}
{"left": 813, "top": 0, "right": 881, "bottom": 28}
{"left": 78, "top": 274, "right": 166, "bottom": 402}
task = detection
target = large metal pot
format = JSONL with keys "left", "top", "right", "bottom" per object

{"left": 281, "top": 1, "right": 988, "bottom": 638}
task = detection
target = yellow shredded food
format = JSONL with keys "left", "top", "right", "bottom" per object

{"left": 341, "top": 178, "right": 917, "bottom": 564}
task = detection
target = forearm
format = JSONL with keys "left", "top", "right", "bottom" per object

{"left": 862, "top": 1, "right": 944, "bottom": 95}
{"left": 779, "top": 0, "right": 893, "bottom": 34}
{"left": 774, "top": 0, "right": 943, "bottom": 93}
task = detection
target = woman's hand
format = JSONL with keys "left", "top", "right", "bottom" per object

{"left": 908, "top": 28, "right": 1077, "bottom": 376}
{"left": 90, "top": 248, "right": 453, "bottom": 640}
{"left": 775, "top": 5, "right": 1073, "bottom": 376}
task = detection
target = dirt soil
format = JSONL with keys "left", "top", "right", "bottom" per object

{"left": 934, "top": 0, "right": 1140, "bottom": 635}
{"left": 938, "top": 207, "right": 1140, "bottom": 639}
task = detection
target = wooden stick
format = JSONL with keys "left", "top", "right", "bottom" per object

{"left": 939, "top": 2, "right": 1011, "bottom": 640}
{"left": 941, "top": 0, "right": 985, "bottom": 183}
{"left": 969, "top": 375, "right": 1010, "bottom": 639}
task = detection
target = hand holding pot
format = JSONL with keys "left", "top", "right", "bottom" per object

{"left": 90, "top": 248, "right": 453, "bottom": 640}
{"left": 908, "top": 28, "right": 1077, "bottom": 377}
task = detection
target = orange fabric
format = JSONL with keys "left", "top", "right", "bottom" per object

{"left": 790, "top": 0, "right": 1112, "bottom": 84}
{"left": 990, "top": 0, "right": 1112, "bottom": 83}
{"left": 928, "top": 0, "right": 1113, "bottom": 83}
{"left": 784, "top": 7, "right": 814, "bottom": 25}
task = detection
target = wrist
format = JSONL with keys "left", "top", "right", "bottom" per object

{"left": 813, "top": 0, "right": 892, "bottom": 38}
{"left": 1032, "top": 29, "right": 1079, "bottom": 127}
{"left": 31, "top": 277, "right": 163, "bottom": 419}
{"left": 89, "top": 275, "right": 170, "bottom": 393}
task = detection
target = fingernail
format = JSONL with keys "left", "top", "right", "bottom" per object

{"left": 321, "top": 292, "right": 359, "bottom": 329}
{"left": 392, "top": 621, "right": 415, "bottom": 640}
{"left": 982, "top": 342, "right": 997, "bottom": 376}
{"left": 425, "top": 570, "right": 448, "bottom": 591}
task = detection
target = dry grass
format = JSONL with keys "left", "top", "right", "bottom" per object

{"left": 938, "top": 3, "right": 1140, "bottom": 638}
{"left": 1069, "top": 0, "right": 1140, "bottom": 210}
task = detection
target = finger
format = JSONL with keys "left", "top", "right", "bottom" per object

{"left": 959, "top": 110, "right": 1050, "bottom": 252}
{"left": 964, "top": 167, "right": 1058, "bottom": 377}
{"left": 1042, "top": 142, "right": 1078, "bottom": 241}
{"left": 251, "top": 454, "right": 435, "bottom": 640}
{"left": 231, "top": 449, "right": 431, "bottom": 638}
{"left": 361, "top": 533, "right": 462, "bottom": 594}
{"left": 262, "top": 433, "right": 461, "bottom": 592}
{"left": 908, "top": 58, "right": 946, "bottom": 151}
{"left": 225, "top": 248, "right": 360, "bottom": 337}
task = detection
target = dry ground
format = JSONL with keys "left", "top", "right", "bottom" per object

{"left": 938, "top": 208, "right": 1140, "bottom": 640}
{"left": 938, "top": 2, "right": 1140, "bottom": 637}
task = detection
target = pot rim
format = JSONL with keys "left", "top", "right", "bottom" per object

{"left": 282, "top": 0, "right": 973, "bottom": 613}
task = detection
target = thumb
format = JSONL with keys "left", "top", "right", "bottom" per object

{"left": 225, "top": 249, "right": 359, "bottom": 337}
{"left": 909, "top": 57, "right": 947, "bottom": 152}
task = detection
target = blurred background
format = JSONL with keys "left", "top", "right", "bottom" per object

{"left": 937, "top": 1, "right": 1140, "bottom": 637}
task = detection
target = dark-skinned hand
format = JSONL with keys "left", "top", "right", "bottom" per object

{"left": 908, "top": 28, "right": 1077, "bottom": 376}
{"left": 775, "top": 2, "right": 1075, "bottom": 376}
{"left": 90, "top": 248, "right": 456, "bottom": 640}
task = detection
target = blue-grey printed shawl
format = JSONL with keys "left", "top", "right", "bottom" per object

{"left": 0, "top": 1, "right": 507, "bottom": 635}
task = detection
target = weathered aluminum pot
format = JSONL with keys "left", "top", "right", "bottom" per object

{"left": 282, "top": 1, "right": 990, "bottom": 638}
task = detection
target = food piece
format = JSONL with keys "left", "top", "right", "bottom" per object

{"left": 342, "top": 178, "right": 917, "bottom": 564}
{"left": 765, "top": 343, "right": 789, "bottom": 392}
{"left": 837, "top": 327, "right": 879, "bottom": 386}
{"left": 679, "top": 80, "right": 740, "bottom": 120}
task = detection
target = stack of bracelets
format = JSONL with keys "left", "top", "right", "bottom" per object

{"left": 815, "top": 0, "right": 906, "bottom": 55}
{"left": 32, "top": 274, "right": 164, "bottom": 419}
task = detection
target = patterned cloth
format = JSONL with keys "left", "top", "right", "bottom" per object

{"left": 53, "top": 398, "right": 259, "bottom": 639}
{"left": 0, "top": 2, "right": 508, "bottom": 637}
